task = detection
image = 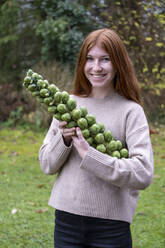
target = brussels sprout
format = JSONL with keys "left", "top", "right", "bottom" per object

{"left": 107, "top": 140, "right": 117, "bottom": 152}
{"left": 28, "top": 84, "right": 37, "bottom": 92}
{"left": 54, "top": 113, "right": 61, "bottom": 121}
{"left": 89, "top": 124, "right": 100, "bottom": 135}
{"left": 86, "top": 114, "right": 96, "bottom": 126}
{"left": 82, "top": 129, "right": 90, "bottom": 138}
{"left": 43, "top": 97, "right": 53, "bottom": 105}
{"left": 66, "top": 121, "right": 77, "bottom": 128}
{"left": 71, "top": 109, "right": 81, "bottom": 121}
{"left": 86, "top": 137, "right": 94, "bottom": 145}
{"left": 24, "top": 76, "right": 31, "bottom": 86}
{"left": 61, "top": 91, "right": 70, "bottom": 104}
{"left": 116, "top": 140, "right": 122, "bottom": 150}
{"left": 112, "top": 151, "right": 121, "bottom": 159}
{"left": 40, "top": 89, "right": 49, "bottom": 97}
{"left": 48, "top": 106, "right": 57, "bottom": 113}
{"left": 77, "top": 118, "right": 88, "bottom": 130}
{"left": 95, "top": 133, "right": 105, "bottom": 144}
{"left": 120, "top": 148, "right": 129, "bottom": 158}
{"left": 42, "top": 80, "right": 49, "bottom": 88}
{"left": 104, "top": 130, "right": 113, "bottom": 142}
{"left": 96, "top": 144, "right": 106, "bottom": 153}
{"left": 61, "top": 113, "right": 71, "bottom": 122}
{"left": 48, "top": 84, "right": 59, "bottom": 94}
{"left": 67, "top": 98, "right": 77, "bottom": 111}
{"left": 32, "top": 91, "right": 40, "bottom": 97}
{"left": 27, "top": 69, "right": 33, "bottom": 77}
{"left": 54, "top": 92, "right": 62, "bottom": 104}
{"left": 80, "top": 107, "right": 88, "bottom": 117}
{"left": 38, "top": 75, "right": 43, "bottom": 80}
{"left": 98, "top": 123, "right": 105, "bottom": 133}
{"left": 57, "top": 103, "right": 68, "bottom": 114}
{"left": 32, "top": 72, "right": 39, "bottom": 81}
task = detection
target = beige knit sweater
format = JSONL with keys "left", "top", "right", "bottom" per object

{"left": 39, "top": 92, "right": 154, "bottom": 223}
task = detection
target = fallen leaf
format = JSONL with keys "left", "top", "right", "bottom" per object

{"left": 38, "top": 184, "right": 45, "bottom": 188}
{"left": 35, "top": 208, "right": 48, "bottom": 214}
{"left": 137, "top": 212, "right": 145, "bottom": 216}
{"left": 149, "top": 127, "right": 159, "bottom": 135}
{"left": 161, "top": 155, "right": 165, "bottom": 159}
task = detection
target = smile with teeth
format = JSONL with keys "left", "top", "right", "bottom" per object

{"left": 91, "top": 74, "right": 106, "bottom": 78}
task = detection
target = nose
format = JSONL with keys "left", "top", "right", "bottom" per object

{"left": 93, "top": 60, "right": 102, "bottom": 71}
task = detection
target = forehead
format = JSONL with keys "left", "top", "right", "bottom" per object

{"left": 87, "top": 45, "right": 109, "bottom": 56}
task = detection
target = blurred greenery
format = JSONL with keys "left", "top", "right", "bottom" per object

{"left": 0, "top": 0, "right": 164, "bottom": 125}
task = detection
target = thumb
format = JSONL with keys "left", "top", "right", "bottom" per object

{"left": 76, "top": 127, "right": 83, "bottom": 139}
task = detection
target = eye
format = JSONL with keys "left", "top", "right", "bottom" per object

{"left": 102, "top": 57, "right": 110, "bottom": 61}
{"left": 86, "top": 56, "right": 93, "bottom": 61}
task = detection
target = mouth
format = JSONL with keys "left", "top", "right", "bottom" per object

{"left": 90, "top": 74, "right": 106, "bottom": 78}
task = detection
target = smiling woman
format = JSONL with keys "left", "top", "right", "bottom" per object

{"left": 39, "top": 28, "right": 154, "bottom": 248}
{"left": 84, "top": 45, "right": 116, "bottom": 98}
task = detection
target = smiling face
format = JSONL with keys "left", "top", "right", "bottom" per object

{"left": 84, "top": 45, "right": 116, "bottom": 96}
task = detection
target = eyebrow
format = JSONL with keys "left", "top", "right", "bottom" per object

{"left": 86, "top": 54, "right": 109, "bottom": 57}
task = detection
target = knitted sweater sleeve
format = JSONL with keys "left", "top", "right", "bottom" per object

{"left": 80, "top": 106, "right": 154, "bottom": 190}
{"left": 39, "top": 117, "right": 72, "bottom": 175}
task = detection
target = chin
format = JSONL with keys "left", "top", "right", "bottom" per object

{"left": 90, "top": 82, "right": 109, "bottom": 88}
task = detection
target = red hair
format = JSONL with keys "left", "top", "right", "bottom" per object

{"left": 73, "top": 28, "right": 142, "bottom": 105}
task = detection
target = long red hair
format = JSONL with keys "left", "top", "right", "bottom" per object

{"left": 73, "top": 28, "right": 142, "bottom": 105}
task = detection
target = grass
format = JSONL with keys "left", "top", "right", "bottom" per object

{"left": 0, "top": 125, "right": 165, "bottom": 247}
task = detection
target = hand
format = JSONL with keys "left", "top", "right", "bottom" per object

{"left": 59, "top": 121, "right": 75, "bottom": 146}
{"left": 72, "top": 127, "right": 89, "bottom": 159}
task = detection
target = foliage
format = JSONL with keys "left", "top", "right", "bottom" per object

{"left": 86, "top": 0, "right": 165, "bottom": 95}
{"left": 3, "top": 106, "right": 24, "bottom": 127}
{"left": 0, "top": 126, "right": 165, "bottom": 247}
{"left": 0, "top": 0, "right": 41, "bottom": 87}
{"left": 0, "top": 0, "right": 164, "bottom": 122}
{"left": 35, "top": 0, "right": 101, "bottom": 67}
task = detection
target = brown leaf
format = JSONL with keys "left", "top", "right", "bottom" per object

{"left": 149, "top": 127, "right": 159, "bottom": 135}
{"left": 38, "top": 184, "right": 45, "bottom": 188}
{"left": 35, "top": 208, "right": 48, "bottom": 214}
{"left": 137, "top": 212, "right": 145, "bottom": 216}
{"left": 161, "top": 155, "right": 165, "bottom": 159}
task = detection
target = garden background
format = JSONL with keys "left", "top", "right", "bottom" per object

{"left": 0, "top": 0, "right": 165, "bottom": 247}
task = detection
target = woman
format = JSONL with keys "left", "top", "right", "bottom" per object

{"left": 39, "top": 28, "right": 154, "bottom": 248}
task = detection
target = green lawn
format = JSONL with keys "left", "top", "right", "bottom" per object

{"left": 0, "top": 126, "right": 165, "bottom": 248}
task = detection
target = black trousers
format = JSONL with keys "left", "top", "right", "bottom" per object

{"left": 54, "top": 210, "right": 132, "bottom": 248}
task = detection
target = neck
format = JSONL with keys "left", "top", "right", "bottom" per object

{"left": 90, "top": 85, "right": 115, "bottom": 99}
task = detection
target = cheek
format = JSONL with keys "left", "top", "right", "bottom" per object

{"left": 84, "top": 63, "right": 89, "bottom": 75}
{"left": 107, "top": 65, "right": 116, "bottom": 75}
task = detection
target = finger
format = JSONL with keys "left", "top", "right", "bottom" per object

{"left": 72, "top": 136, "right": 78, "bottom": 147}
{"left": 76, "top": 127, "right": 84, "bottom": 140}
{"left": 62, "top": 128, "right": 75, "bottom": 136}
{"left": 64, "top": 127, "right": 76, "bottom": 133}
{"left": 63, "top": 131, "right": 75, "bottom": 137}
{"left": 59, "top": 121, "right": 67, "bottom": 129}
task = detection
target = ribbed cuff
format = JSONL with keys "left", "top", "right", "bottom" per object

{"left": 48, "top": 129, "right": 72, "bottom": 154}
{"left": 80, "top": 146, "right": 116, "bottom": 174}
